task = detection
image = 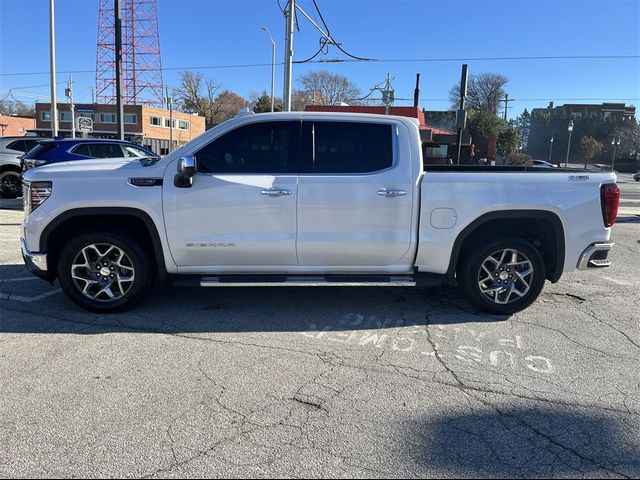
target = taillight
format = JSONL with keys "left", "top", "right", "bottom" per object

{"left": 600, "top": 183, "right": 620, "bottom": 227}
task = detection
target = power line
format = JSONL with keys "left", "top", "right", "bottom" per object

{"left": 1, "top": 54, "right": 638, "bottom": 78}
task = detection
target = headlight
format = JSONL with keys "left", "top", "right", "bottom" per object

{"left": 26, "top": 181, "right": 52, "bottom": 213}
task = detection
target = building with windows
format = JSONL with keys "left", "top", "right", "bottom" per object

{"left": 33, "top": 103, "right": 205, "bottom": 155}
{"left": 531, "top": 102, "right": 636, "bottom": 122}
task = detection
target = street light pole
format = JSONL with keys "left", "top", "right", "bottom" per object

{"left": 262, "top": 27, "right": 276, "bottom": 112}
{"left": 611, "top": 138, "right": 621, "bottom": 172}
{"left": 282, "top": 0, "right": 294, "bottom": 111}
{"left": 548, "top": 136, "right": 554, "bottom": 162}
{"left": 565, "top": 120, "right": 574, "bottom": 168}
{"left": 49, "top": 0, "right": 58, "bottom": 137}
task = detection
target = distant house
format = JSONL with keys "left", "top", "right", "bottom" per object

{"left": 531, "top": 101, "right": 636, "bottom": 122}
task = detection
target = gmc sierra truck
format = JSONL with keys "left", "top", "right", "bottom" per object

{"left": 20, "top": 111, "right": 620, "bottom": 314}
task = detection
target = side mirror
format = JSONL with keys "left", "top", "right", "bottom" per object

{"left": 174, "top": 155, "right": 197, "bottom": 188}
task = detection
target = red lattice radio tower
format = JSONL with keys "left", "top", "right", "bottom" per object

{"left": 96, "top": 0, "right": 164, "bottom": 106}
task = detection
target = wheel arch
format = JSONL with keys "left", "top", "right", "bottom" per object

{"left": 40, "top": 207, "right": 168, "bottom": 281}
{"left": 447, "top": 210, "right": 566, "bottom": 284}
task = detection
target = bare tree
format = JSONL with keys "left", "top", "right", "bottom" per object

{"left": 449, "top": 73, "right": 508, "bottom": 115}
{"left": 297, "top": 71, "right": 362, "bottom": 106}
{"left": 174, "top": 71, "right": 246, "bottom": 126}
{"left": 0, "top": 99, "right": 35, "bottom": 117}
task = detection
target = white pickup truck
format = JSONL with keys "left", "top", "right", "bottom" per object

{"left": 20, "top": 111, "right": 620, "bottom": 314}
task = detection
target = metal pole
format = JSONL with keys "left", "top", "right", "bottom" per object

{"left": 283, "top": 0, "right": 294, "bottom": 111}
{"left": 503, "top": 93, "right": 508, "bottom": 121}
{"left": 271, "top": 38, "right": 275, "bottom": 112}
{"left": 612, "top": 142, "right": 617, "bottom": 172}
{"left": 68, "top": 76, "right": 76, "bottom": 138}
{"left": 548, "top": 137, "right": 553, "bottom": 161}
{"left": 115, "top": 0, "right": 124, "bottom": 140}
{"left": 49, "top": 0, "right": 58, "bottom": 137}
{"left": 456, "top": 64, "right": 468, "bottom": 165}
{"left": 565, "top": 130, "right": 572, "bottom": 168}
{"left": 167, "top": 86, "right": 173, "bottom": 153}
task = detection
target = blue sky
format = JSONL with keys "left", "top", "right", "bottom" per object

{"left": 1, "top": 0, "right": 639, "bottom": 119}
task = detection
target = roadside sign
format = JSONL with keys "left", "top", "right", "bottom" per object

{"left": 77, "top": 116, "right": 93, "bottom": 133}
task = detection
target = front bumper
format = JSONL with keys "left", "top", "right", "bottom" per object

{"left": 21, "top": 237, "right": 49, "bottom": 280}
{"left": 577, "top": 242, "right": 614, "bottom": 270}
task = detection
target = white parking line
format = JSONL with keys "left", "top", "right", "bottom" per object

{"left": 0, "top": 289, "right": 62, "bottom": 303}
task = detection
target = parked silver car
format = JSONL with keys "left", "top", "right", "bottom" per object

{"left": 0, "top": 136, "right": 42, "bottom": 198}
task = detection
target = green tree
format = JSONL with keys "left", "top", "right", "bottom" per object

{"left": 578, "top": 136, "right": 603, "bottom": 168}
{"left": 467, "top": 109, "right": 506, "bottom": 140}
{"left": 497, "top": 127, "right": 519, "bottom": 157}
{"left": 510, "top": 109, "right": 531, "bottom": 151}
{"left": 252, "top": 91, "right": 281, "bottom": 113}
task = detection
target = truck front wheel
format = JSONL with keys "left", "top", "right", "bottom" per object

{"left": 458, "top": 237, "right": 546, "bottom": 315}
{"left": 57, "top": 230, "right": 153, "bottom": 312}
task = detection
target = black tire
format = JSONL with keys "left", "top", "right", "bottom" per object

{"left": 57, "top": 229, "right": 154, "bottom": 312}
{"left": 458, "top": 236, "right": 546, "bottom": 315}
{"left": 0, "top": 170, "right": 22, "bottom": 199}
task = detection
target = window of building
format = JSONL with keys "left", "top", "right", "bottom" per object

{"left": 196, "top": 121, "right": 296, "bottom": 174}
{"left": 178, "top": 120, "right": 189, "bottom": 130}
{"left": 124, "top": 114, "right": 137, "bottom": 124}
{"left": 424, "top": 144, "right": 449, "bottom": 159}
{"left": 41, "top": 111, "right": 52, "bottom": 122}
{"left": 571, "top": 112, "right": 582, "bottom": 120}
{"left": 149, "top": 116, "right": 162, "bottom": 126}
{"left": 100, "top": 113, "right": 116, "bottom": 123}
{"left": 603, "top": 111, "right": 611, "bottom": 121}
{"left": 304, "top": 121, "right": 393, "bottom": 174}
{"left": 164, "top": 118, "right": 175, "bottom": 128}
{"left": 59, "top": 111, "right": 72, "bottom": 122}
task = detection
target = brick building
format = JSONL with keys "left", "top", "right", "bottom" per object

{"left": 33, "top": 103, "right": 206, "bottom": 155}
{"left": 531, "top": 102, "right": 636, "bottom": 122}
{"left": 0, "top": 115, "right": 36, "bottom": 137}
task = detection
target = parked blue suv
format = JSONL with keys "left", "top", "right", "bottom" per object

{"left": 22, "top": 138, "right": 158, "bottom": 172}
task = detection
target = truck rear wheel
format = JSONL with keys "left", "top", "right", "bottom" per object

{"left": 57, "top": 229, "right": 153, "bottom": 312}
{"left": 458, "top": 237, "right": 546, "bottom": 315}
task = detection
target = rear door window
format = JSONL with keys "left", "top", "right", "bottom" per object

{"left": 301, "top": 121, "right": 393, "bottom": 174}
{"left": 88, "top": 143, "right": 125, "bottom": 158}
{"left": 23, "top": 143, "right": 57, "bottom": 159}
{"left": 71, "top": 144, "right": 92, "bottom": 157}
{"left": 5, "top": 140, "right": 26, "bottom": 152}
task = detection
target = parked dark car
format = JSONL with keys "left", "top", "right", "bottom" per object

{"left": 21, "top": 138, "right": 158, "bottom": 172}
{"left": 0, "top": 136, "right": 45, "bottom": 198}
{"left": 634, "top": 171, "right": 640, "bottom": 181}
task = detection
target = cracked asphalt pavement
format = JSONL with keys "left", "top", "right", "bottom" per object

{"left": 1, "top": 202, "right": 639, "bottom": 478}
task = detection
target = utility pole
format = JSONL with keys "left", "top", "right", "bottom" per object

{"left": 66, "top": 76, "right": 75, "bottom": 138}
{"left": 381, "top": 73, "right": 395, "bottom": 115}
{"left": 456, "top": 64, "right": 468, "bottom": 165}
{"left": 413, "top": 73, "right": 421, "bottom": 108}
{"left": 501, "top": 93, "right": 515, "bottom": 121}
{"left": 49, "top": 0, "right": 58, "bottom": 137}
{"left": 282, "top": 0, "right": 295, "bottom": 111}
{"left": 115, "top": 0, "right": 125, "bottom": 140}
{"left": 91, "top": 86, "right": 96, "bottom": 104}
{"left": 166, "top": 86, "right": 173, "bottom": 153}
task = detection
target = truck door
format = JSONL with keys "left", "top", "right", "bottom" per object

{"left": 296, "top": 120, "right": 414, "bottom": 269}
{"left": 162, "top": 121, "right": 300, "bottom": 269}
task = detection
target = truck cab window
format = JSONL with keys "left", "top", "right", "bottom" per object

{"left": 305, "top": 122, "right": 393, "bottom": 174}
{"left": 196, "top": 121, "right": 297, "bottom": 174}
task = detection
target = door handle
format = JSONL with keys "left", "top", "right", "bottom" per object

{"left": 377, "top": 189, "right": 407, "bottom": 197}
{"left": 261, "top": 188, "right": 292, "bottom": 196}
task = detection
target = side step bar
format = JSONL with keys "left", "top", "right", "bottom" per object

{"left": 172, "top": 273, "right": 446, "bottom": 288}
